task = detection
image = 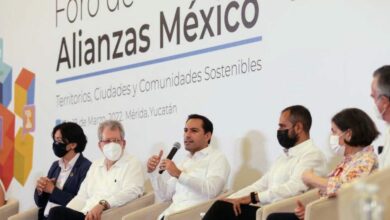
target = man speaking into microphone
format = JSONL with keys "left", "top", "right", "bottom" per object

{"left": 147, "top": 114, "right": 230, "bottom": 220}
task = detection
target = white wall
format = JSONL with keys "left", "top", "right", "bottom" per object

{"left": 0, "top": 0, "right": 390, "bottom": 211}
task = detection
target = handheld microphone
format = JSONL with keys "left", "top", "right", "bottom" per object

{"left": 159, "top": 142, "right": 181, "bottom": 174}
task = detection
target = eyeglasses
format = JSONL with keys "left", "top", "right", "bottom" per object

{"left": 99, "top": 139, "right": 123, "bottom": 144}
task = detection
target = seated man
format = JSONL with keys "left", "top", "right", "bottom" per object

{"left": 147, "top": 114, "right": 230, "bottom": 220}
{"left": 48, "top": 120, "right": 145, "bottom": 220}
{"left": 203, "top": 105, "right": 327, "bottom": 220}
{"left": 371, "top": 65, "right": 390, "bottom": 169}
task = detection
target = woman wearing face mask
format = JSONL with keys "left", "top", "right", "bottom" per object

{"left": 34, "top": 122, "right": 92, "bottom": 220}
{"left": 267, "top": 108, "right": 379, "bottom": 220}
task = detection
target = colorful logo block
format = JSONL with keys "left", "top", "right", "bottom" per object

{"left": 0, "top": 39, "right": 36, "bottom": 189}
{"left": 14, "top": 128, "right": 33, "bottom": 186}
{"left": 23, "top": 105, "right": 35, "bottom": 134}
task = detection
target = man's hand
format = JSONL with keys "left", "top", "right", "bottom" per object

{"left": 221, "top": 196, "right": 251, "bottom": 216}
{"left": 85, "top": 204, "right": 104, "bottom": 220}
{"left": 147, "top": 150, "right": 163, "bottom": 173}
{"left": 294, "top": 200, "right": 305, "bottom": 220}
{"left": 159, "top": 159, "right": 181, "bottom": 178}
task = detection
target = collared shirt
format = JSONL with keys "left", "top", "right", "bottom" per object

{"left": 325, "top": 146, "right": 378, "bottom": 196}
{"left": 150, "top": 146, "right": 230, "bottom": 219}
{"left": 44, "top": 153, "right": 80, "bottom": 217}
{"left": 67, "top": 153, "right": 144, "bottom": 214}
{"left": 379, "top": 126, "right": 390, "bottom": 169}
{"left": 229, "top": 139, "right": 326, "bottom": 205}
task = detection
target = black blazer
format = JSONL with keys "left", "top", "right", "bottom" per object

{"left": 34, "top": 153, "right": 91, "bottom": 216}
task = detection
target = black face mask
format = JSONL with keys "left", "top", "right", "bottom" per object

{"left": 277, "top": 128, "right": 298, "bottom": 149}
{"left": 52, "top": 142, "right": 69, "bottom": 158}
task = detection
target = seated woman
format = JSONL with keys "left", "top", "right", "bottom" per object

{"left": 267, "top": 108, "right": 379, "bottom": 220}
{"left": 0, "top": 179, "right": 5, "bottom": 207}
{"left": 34, "top": 122, "right": 92, "bottom": 220}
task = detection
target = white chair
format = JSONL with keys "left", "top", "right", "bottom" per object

{"left": 302, "top": 167, "right": 390, "bottom": 220}
{"left": 304, "top": 196, "right": 338, "bottom": 220}
{"left": 122, "top": 201, "right": 171, "bottom": 220}
{"left": 9, "top": 193, "right": 154, "bottom": 220}
{"left": 9, "top": 180, "right": 154, "bottom": 220}
{"left": 164, "top": 191, "right": 232, "bottom": 220}
{"left": 101, "top": 190, "right": 155, "bottom": 220}
{"left": 338, "top": 167, "right": 390, "bottom": 220}
{"left": 256, "top": 189, "right": 320, "bottom": 220}
{"left": 122, "top": 191, "right": 232, "bottom": 220}
{"left": 0, "top": 198, "right": 19, "bottom": 220}
{"left": 8, "top": 206, "right": 38, "bottom": 220}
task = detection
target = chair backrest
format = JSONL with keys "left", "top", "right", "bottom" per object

{"left": 256, "top": 189, "right": 320, "bottom": 220}
{"left": 7, "top": 207, "right": 38, "bottom": 220}
{"left": 164, "top": 190, "right": 232, "bottom": 220}
{"left": 338, "top": 167, "right": 390, "bottom": 220}
{"left": 305, "top": 167, "right": 390, "bottom": 220}
{"left": 304, "top": 196, "right": 338, "bottom": 220}
{"left": 101, "top": 191, "right": 155, "bottom": 220}
{"left": 101, "top": 179, "right": 155, "bottom": 220}
{"left": 164, "top": 200, "right": 212, "bottom": 220}
{"left": 144, "top": 179, "right": 153, "bottom": 193}
{"left": 0, "top": 198, "right": 19, "bottom": 220}
{"left": 121, "top": 201, "right": 171, "bottom": 220}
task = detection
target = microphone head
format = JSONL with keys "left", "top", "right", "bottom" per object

{"left": 173, "top": 142, "right": 181, "bottom": 150}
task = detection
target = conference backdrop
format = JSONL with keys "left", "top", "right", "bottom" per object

{"left": 1, "top": 0, "right": 390, "bottom": 210}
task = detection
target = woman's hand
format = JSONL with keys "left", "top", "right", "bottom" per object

{"left": 294, "top": 200, "right": 305, "bottom": 220}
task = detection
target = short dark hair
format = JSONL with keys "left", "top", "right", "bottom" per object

{"left": 332, "top": 108, "right": 379, "bottom": 147}
{"left": 373, "top": 65, "right": 390, "bottom": 97}
{"left": 282, "top": 105, "right": 312, "bottom": 133}
{"left": 52, "top": 122, "right": 87, "bottom": 153}
{"left": 186, "top": 114, "right": 213, "bottom": 144}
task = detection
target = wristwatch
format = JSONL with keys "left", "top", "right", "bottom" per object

{"left": 99, "top": 200, "right": 109, "bottom": 210}
{"left": 250, "top": 192, "right": 259, "bottom": 204}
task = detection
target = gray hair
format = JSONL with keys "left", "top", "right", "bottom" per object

{"left": 98, "top": 120, "right": 125, "bottom": 140}
{"left": 374, "top": 65, "right": 390, "bottom": 97}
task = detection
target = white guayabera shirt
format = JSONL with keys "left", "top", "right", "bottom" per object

{"left": 150, "top": 146, "right": 230, "bottom": 220}
{"left": 230, "top": 139, "right": 326, "bottom": 205}
{"left": 67, "top": 153, "right": 144, "bottom": 214}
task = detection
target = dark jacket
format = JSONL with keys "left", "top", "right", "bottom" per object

{"left": 34, "top": 154, "right": 91, "bottom": 218}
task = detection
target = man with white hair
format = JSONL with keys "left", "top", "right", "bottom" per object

{"left": 48, "top": 120, "right": 144, "bottom": 220}
{"left": 371, "top": 65, "right": 390, "bottom": 168}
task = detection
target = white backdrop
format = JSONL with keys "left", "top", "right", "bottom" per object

{"left": 1, "top": 0, "right": 390, "bottom": 211}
